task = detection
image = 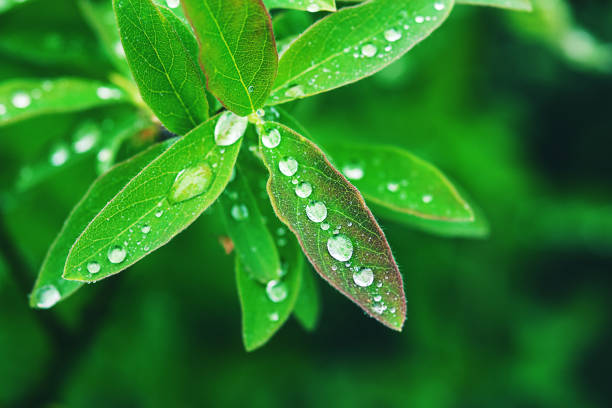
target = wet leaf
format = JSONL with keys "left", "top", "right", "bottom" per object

{"left": 29, "top": 142, "right": 172, "bottom": 309}
{"left": 181, "top": 0, "right": 278, "bottom": 116}
{"left": 294, "top": 268, "right": 320, "bottom": 331}
{"left": 63, "top": 114, "right": 242, "bottom": 282}
{"left": 114, "top": 0, "right": 208, "bottom": 135}
{"left": 0, "top": 78, "right": 127, "bottom": 127}
{"left": 268, "top": 0, "right": 453, "bottom": 105}
{"left": 258, "top": 122, "right": 406, "bottom": 330}
{"left": 457, "top": 0, "right": 532, "bottom": 11}
{"left": 264, "top": 0, "right": 336, "bottom": 12}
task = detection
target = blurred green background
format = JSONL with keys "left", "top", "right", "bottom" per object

{"left": 1, "top": 0, "right": 611, "bottom": 407}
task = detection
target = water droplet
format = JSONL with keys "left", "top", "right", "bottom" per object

{"left": 166, "top": 0, "right": 180, "bottom": 8}
{"left": 262, "top": 128, "right": 281, "bottom": 149}
{"left": 361, "top": 44, "right": 377, "bottom": 58}
{"left": 96, "top": 86, "right": 121, "bottom": 100}
{"left": 342, "top": 163, "right": 364, "bottom": 180}
{"left": 285, "top": 85, "right": 305, "bottom": 98}
{"left": 269, "top": 312, "right": 280, "bottom": 321}
{"left": 0, "top": 104, "right": 6, "bottom": 115}
{"left": 353, "top": 267, "right": 374, "bottom": 287}
{"left": 278, "top": 157, "right": 298, "bottom": 177}
{"left": 434, "top": 2, "right": 445, "bottom": 11}
{"left": 12, "top": 92, "right": 31, "bottom": 108}
{"left": 107, "top": 245, "right": 127, "bottom": 264}
{"left": 50, "top": 145, "right": 69, "bottom": 166}
{"left": 214, "top": 111, "right": 248, "bottom": 146}
{"left": 387, "top": 182, "right": 399, "bottom": 192}
{"left": 247, "top": 85, "right": 254, "bottom": 93}
{"left": 306, "top": 4, "right": 320, "bottom": 12}
{"left": 266, "top": 280, "right": 288, "bottom": 303}
{"left": 327, "top": 234, "right": 353, "bottom": 262}
{"left": 374, "top": 295, "right": 382, "bottom": 302}
{"left": 295, "top": 182, "right": 312, "bottom": 198}
{"left": 415, "top": 16, "right": 425, "bottom": 23}
{"left": 97, "top": 148, "right": 112, "bottom": 162}
{"left": 34, "top": 285, "right": 61, "bottom": 309}
{"left": 168, "top": 162, "right": 213, "bottom": 203}
{"left": 155, "top": 210, "right": 163, "bottom": 218}
{"left": 372, "top": 304, "right": 387, "bottom": 314}
{"left": 306, "top": 201, "right": 327, "bottom": 223}
{"left": 384, "top": 28, "right": 402, "bottom": 43}
{"left": 321, "top": 223, "right": 330, "bottom": 231}
{"left": 141, "top": 225, "right": 151, "bottom": 234}
{"left": 87, "top": 261, "right": 101, "bottom": 274}
{"left": 231, "top": 204, "right": 249, "bottom": 220}
{"left": 422, "top": 194, "right": 433, "bottom": 203}
{"left": 114, "top": 41, "right": 125, "bottom": 57}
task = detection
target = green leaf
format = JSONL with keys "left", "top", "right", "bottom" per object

{"left": 181, "top": 0, "right": 278, "bottom": 116}
{"left": 218, "top": 165, "right": 282, "bottom": 283}
{"left": 293, "top": 268, "right": 320, "bottom": 331}
{"left": 0, "top": 0, "right": 32, "bottom": 14}
{"left": 0, "top": 78, "right": 127, "bottom": 127}
{"left": 457, "top": 0, "right": 532, "bottom": 11}
{"left": 114, "top": 0, "right": 209, "bottom": 135}
{"left": 236, "top": 238, "right": 303, "bottom": 351}
{"left": 29, "top": 141, "right": 172, "bottom": 309}
{"left": 258, "top": 122, "right": 406, "bottom": 330}
{"left": 268, "top": 0, "right": 454, "bottom": 105}
{"left": 264, "top": 0, "right": 336, "bottom": 12}
{"left": 62, "top": 113, "right": 242, "bottom": 282}
{"left": 79, "top": 0, "right": 131, "bottom": 77}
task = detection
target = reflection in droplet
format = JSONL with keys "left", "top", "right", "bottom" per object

{"left": 353, "top": 268, "right": 374, "bottom": 287}
{"left": 107, "top": 245, "right": 127, "bottom": 264}
{"left": 327, "top": 234, "right": 354, "bottom": 262}
{"left": 214, "top": 111, "right": 248, "bottom": 146}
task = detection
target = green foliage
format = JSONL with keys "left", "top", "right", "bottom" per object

{"left": 264, "top": 0, "right": 336, "bottom": 12}
{"left": 457, "top": 0, "right": 532, "bottom": 11}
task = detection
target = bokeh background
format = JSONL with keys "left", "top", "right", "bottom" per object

{"left": 1, "top": 0, "right": 611, "bottom": 407}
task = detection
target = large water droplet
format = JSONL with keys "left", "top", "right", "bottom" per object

{"left": 169, "top": 162, "right": 213, "bottom": 203}
{"left": 361, "top": 44, "right": 377, "bottom": 58}
{"left": 262, "top": 128, "right": 281, "bottom": 149}
{"left": 34, "top": 285, "right": 61, "bottom": 309}
{"left": 327, "top": 234, "right": 353, "bottom": 262}
{"left": 107, "top": 245, "right": 127, "bottom": 264}
{"left": 342, "top": 163, "right": 364, "bottom": 180}
{"left": 278, "top": 157, "right": 298, "bottom": 176}
{"left": 353, "top": 268, "right": 374, "bottom": 287}
{"left": 384, "top": 28, "right": 402, "bottom": 43}
{"left": 266, "top": 280, "right": 288, "bottom": 303}
{"left": 214, "top": 111, "right": 248, "bottom": 146}
{"left": 306, "top": 201, "right": 327, "bottom": 223}
{"left": 231, "top": 204, "right": 249, "bottom": 220}
{"left": 12, "top": 92, "right": 31, "bottom": 109}
{"left": 295, "top": 182, "right": 312, "bottom": 198}
{"left": 87, "top": 261, "right": 101, "bottom": 274}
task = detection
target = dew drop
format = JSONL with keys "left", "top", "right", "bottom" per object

{"left": 231, "top": 204, "right": 249, "bottom": 220}
{"left": 306, "top": 201, "right": 327, "bottom": 223}
{"left": 87, "top": 261, "right": 101, "bottom": 274}
{"left": 266, "top": 280, "right": 288, "bottom": 303}
{"left": 306, "top": 4, "right": 320, "bottom": 12}
{"left": 269, "top": 312, "right": 280, "bottom": 321}
{"left": 353, "top": 267, "right": 374, "bottom": 287}
{"left": 169, "top": 162, "right": 213, "bottom": 203}
{"left": 247, "top": 85, "right": 254, "bottom": 93}
{"left": 96, "top": 86, "right": 121, "bottom": 100}
{"left": 107, "top": 245, "right": 127, "bottom": 264}
{"left": 97, "top": 148, "right": 112, "bottom": 163}
{"left": 374, "top": 295, "right": 382, "bottom": 302}
{"left": 278, "top": 157, "right": 298, "bottom": 177}
{"left": 50, "top": 145, "right": 69, "bottom": 167}
{"left": 262, "top": 128, "right": 281, "bottom": 149}
{"left": 295, "top": 182, "right": 312, "bottom": 198}
{"left": 321, "top": 223, "right": 330, "bottom": 231}
{"left": 384, "top": 28, "right": 402, "bottom": 43}
{"left": 214, "top": 111, "right": 248, "bottom": 146}
{"left": 155, "top": 210, "right": 163, "bottom": 218}
{"left": 166, "top": 0, "right": 180, "bottom": 8}
{"left": 342, "top": 163, "right": 364, "bottom": 180}
{"left": 12, "top": 92, "right": 31, "bottom": 109}
{"left": 434, "top": 2, "right": 445, "bottom": 11}
{"left": 361, "top": 44, "right": 377, "bottom": 58}
{"left": 372, "top": 304, "right": 387, "bottom": 314}
{"left": 285, "top": 85, "right": 305, "bottom": 98}
{"left": 387, "top": 182, "right": 399, "bottom": 192}
{"left": 415, "top": 16, "right": 425, "bottom": 23}
{"left": 327, "top": 234, "right": 353, "bottom": 262}
{"left": 422, "top": 194, "right": 433, "bottom": 203}
{"left": 34, "top": 285, "right": 61, "bottom": 309}
{"left": 141, "top": 225, "right": 151, "bottom": 234}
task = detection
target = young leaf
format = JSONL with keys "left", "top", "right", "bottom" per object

{"left": 268, "top": 0, "right": 454, "bottom": 105}
{"left": 29, "top": 142, "right": 172, "bottom": 309}
{"left": 258, "top": 122, "right": 406, "bottom": 330}
{"left": 114, "top": 0, "right": 209, "bottom": 135}
{"left": 264, "top": 0, "right": 336, "bottom": 12}
{"left": 457, "top": 0, "right": 532, "bottom": 12}
{"left": 62, "top": 113, "right": 243, "bottom": 282}
{"left": 236, "top": 238, "right": 303, "bottom": 351}
{"left": 293, "top": 268, "right": 320, "bottom": 331}
{"left": 181, "top": 0, "right": 278, "bottom": 116}
{"left": 218, "top": 166, "right": 282, "bottom": 283}
{"left": 0, "top": 78, "right": 126, "bottom": 127}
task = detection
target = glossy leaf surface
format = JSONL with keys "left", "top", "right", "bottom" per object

{"left": 457, "top": 0, "right": 532, "bottom": 11}
{"left": 264, "top": 0, "right": 336, "bottom": 12}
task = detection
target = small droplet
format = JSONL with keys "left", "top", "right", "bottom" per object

{"left": 168, "top": 162, "right": 213, "bottom": 203}
{"left": 166, "top": 0, "right": 180, "bottom": 8}
{"left": 96, "top": 86, "right": 121, "bottom": 100}
{"left": 107, "top": 245, "right": 127, "bottom": 264}
{"left": 306, "top": 201, "right": 327, "bottom": 223}
{"left": 278, "top": 157, "right": 298, "bottom": 177}
{"left": 415, "top": 16, "right": 425, "bottom": 23}
{"left": 155, "top": 210, "right": 163, "bottom": 218}
{"left": 97, "top": 148, "right": 112, "bottom": 162}
{"left": 327, "top": 234, "right": 354, "bottom": 262}
{"left": 373, "top": 295, "right": 382, "bottom": 302}
{"left": 285, "top": 85, "right": 305, "bottom": 98}
{"left": 434, "top": 2, "right": 445, "bottom": 11}
{"left": 269, "top": 312, "right": 280, "bottom": 321}
{"left": 387, "top": 182, "right": 399, "bottom": 192}
{"left": 321, "top": 223, "right": 330, "bottom": 231}
{"left": 295, "top": 182, "right": 312, "bottom": 198}
{"left": 34, "top": 285, "right": 61, "bottom": 309}
{"left": 422, "top": 194, "right": 433, "bottom": 203}
{"left": 353, "top": 268, "right": 374, "bottom": 287}
{"left": 141, "top": 225, "right": 151, "bottom": 234}
{"left": 342, "top": 163, "right": 364, "bottom": 180}
{"left": 361, "top": 44, "right": 377, "bottom": 58}
{"left": 262, "top": 128, "right": 281, "bottom": 149}
{"left": 87, "top": 261, "right": 101, "bottom": 274}
{"left": 306, "top": 4, "right": 320, "bottom": 12}
{"left": 266, "top": 280, "right": 288, "bottom": 303}
{"left": 214, "top": 111, "right": 248, "bottom": 146}
{"left": 384, "top": 28, "right": 402, "bottom": 43}
{"left": 12, "top": 92, "right": 31, "bottom": 109}
{"left": 50, "top": 145, "right": 69, "bottom": 167}
{"left": 231, "top": 204, "right": 249, "bottom": 220}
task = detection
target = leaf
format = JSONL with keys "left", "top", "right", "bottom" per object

{"left": 268, "top": 0, "right": 454, "bottom": 105}
{"left": 236, "top": 237, "right": 303, "bottom": 351}
{"left": 258, "top": 122, "right": 406, "bottom": 330}
{"left": 0, "top": 0, "right": 33, "bottom": 14}
{"left": 181, "top": 0, "right": 278, "bottom": 116}
{"left": 114, "top": 0, "right": 209, "bottom": 135}
{"left": 264, "top": 0, "right": 336, "bottom": 12}
{"left": 293, "top": 268, "right": 320, "bottom": 331}
{"left": 457, "top": 0, "right": 532, "bottom": 11}
{"left": 0, "top": 78, "right": 127, "bottom": 127}
{"left": 62, "top": 113, "right": 243, "bottom": 282}
{"left": 29, "top": 142, "right": 172, "bottom": 309}
{"left": 218, "top": 165, "right": 282, "bottom": 283}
